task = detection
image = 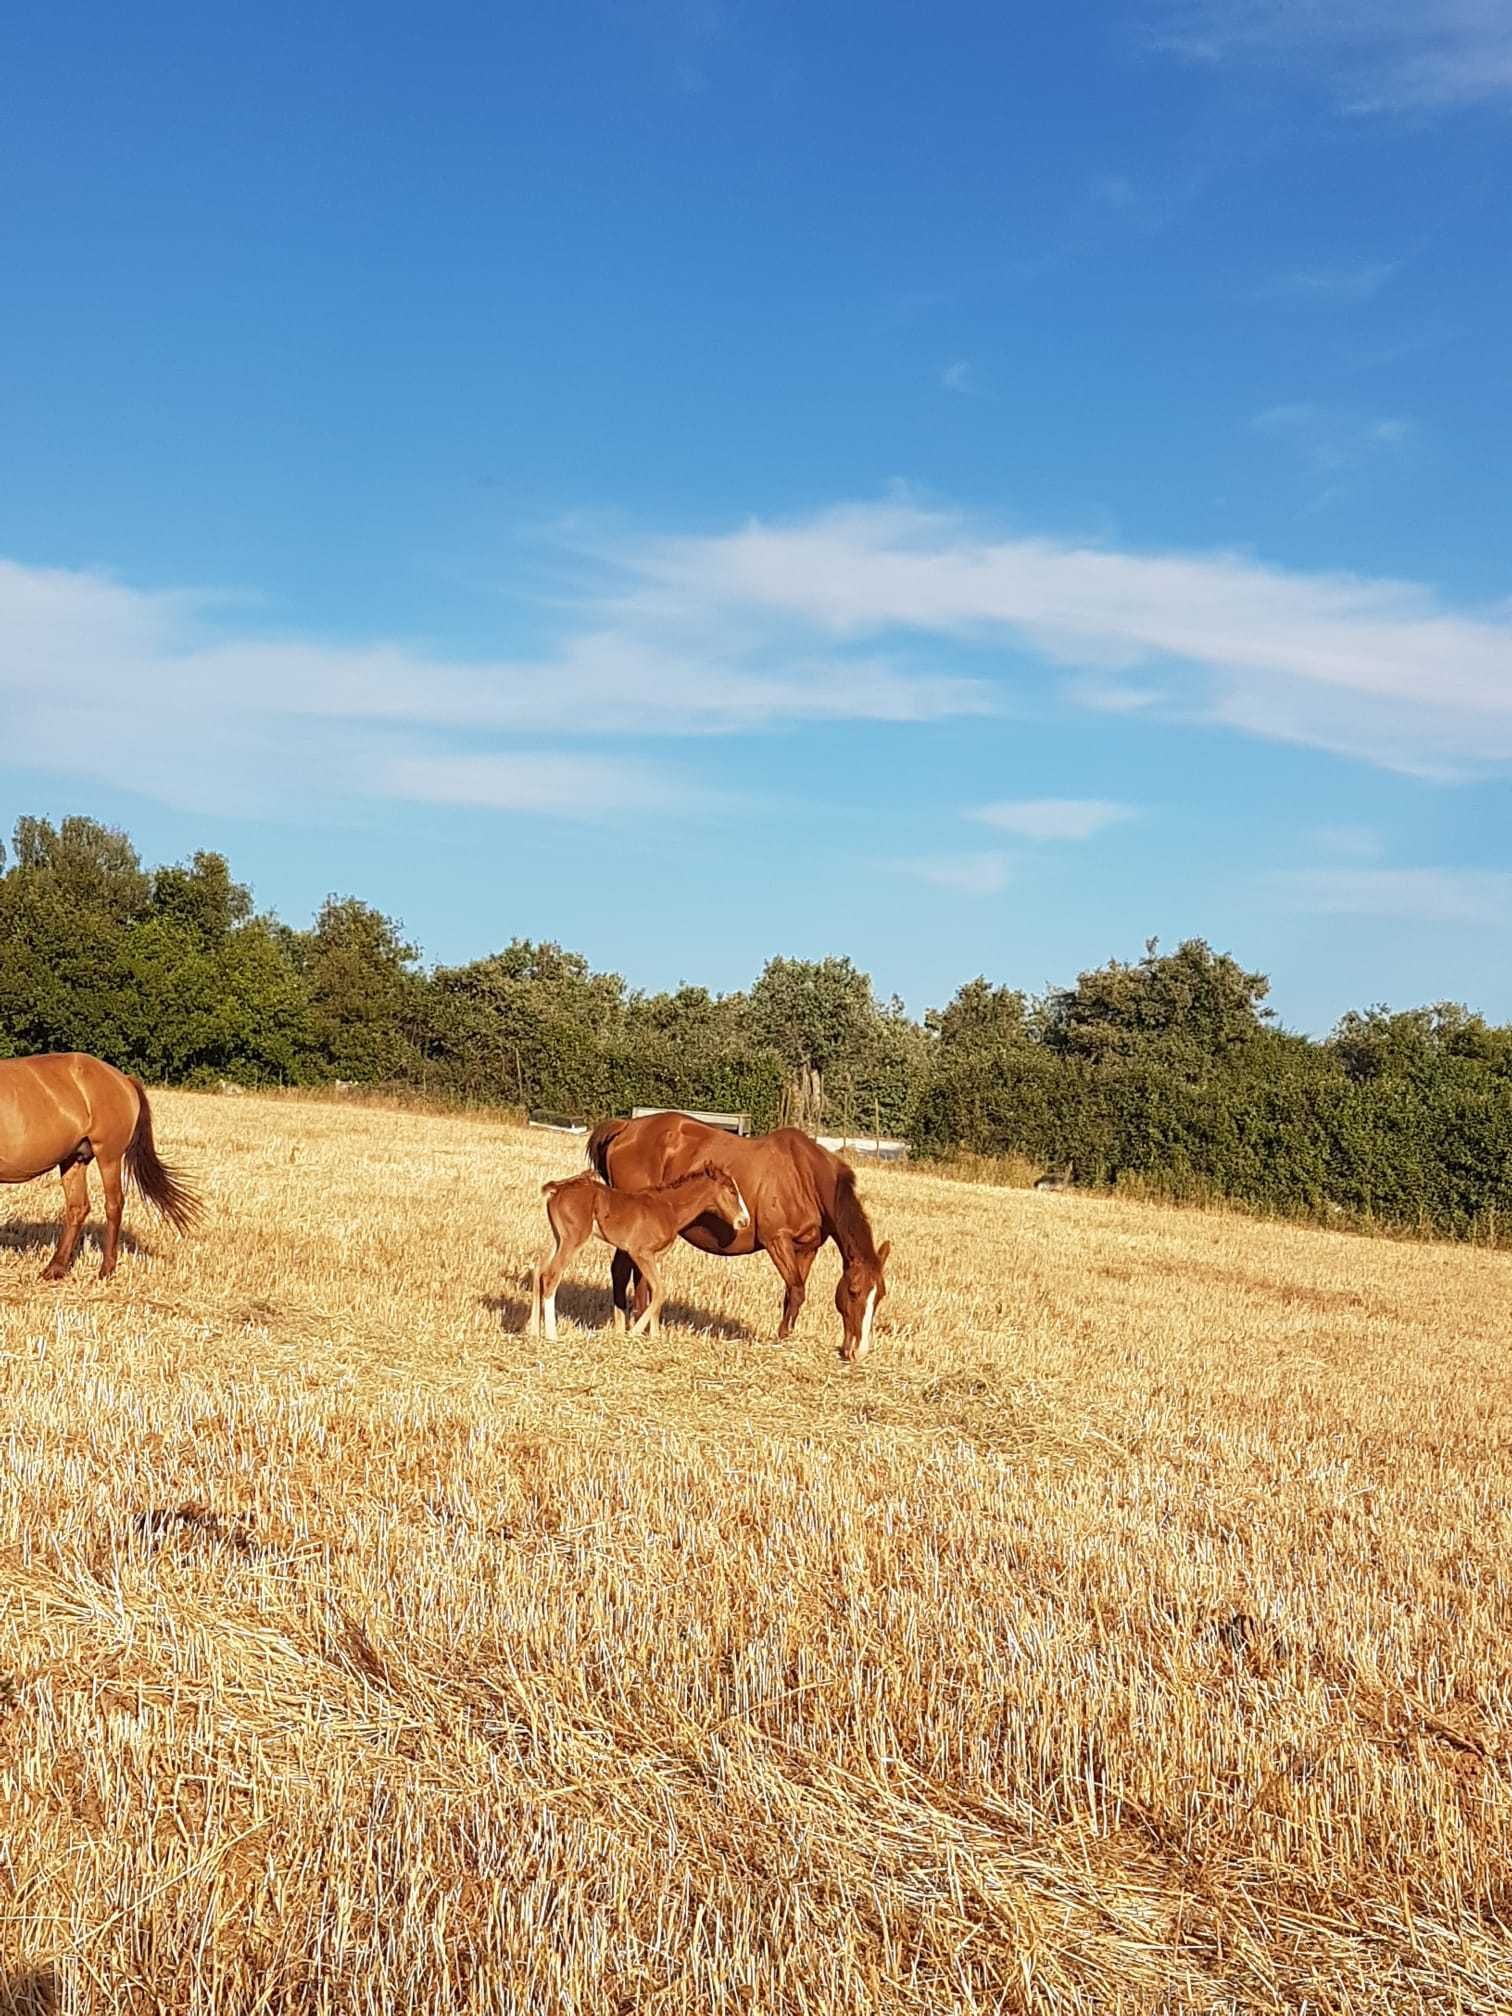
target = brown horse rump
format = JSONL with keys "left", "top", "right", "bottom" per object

{"left": 0, "top": 1051, "right": 199, "bottom": 1279}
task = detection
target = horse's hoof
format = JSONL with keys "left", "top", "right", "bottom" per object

{"left": 40, "top": 1266, "right": 66, "bottom": 1283}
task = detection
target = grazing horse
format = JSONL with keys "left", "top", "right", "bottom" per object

{"left": 529, "top": 1164, "right": 750, "bottom": 1341}
{"left": 587, "top": 1112, "right": 891, "bottom": 1360}
{"left": 0, "top": 1052, "right": 201, "bottom": 1280}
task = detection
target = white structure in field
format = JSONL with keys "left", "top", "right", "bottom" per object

{"left": 631, "top": 1106, "right": 750, "bottom": 1137}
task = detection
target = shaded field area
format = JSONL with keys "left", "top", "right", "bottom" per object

{"left": 2, "top": 1092, "right": 1511, "bottom": 2012}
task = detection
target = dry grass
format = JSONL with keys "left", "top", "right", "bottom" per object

{"left": 2, "top": 1091, "right": 1511, "bottom": 2013}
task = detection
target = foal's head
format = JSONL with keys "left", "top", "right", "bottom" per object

{"left": 699, "top": 1164, "right": 751, "bottom": 1234}
{"left": 836, "top": 1240, "right": 891, "bottom": 1362}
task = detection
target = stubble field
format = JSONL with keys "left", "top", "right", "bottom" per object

{"left": 2, "top": 1089, "right": 1511, "bottom": 2014}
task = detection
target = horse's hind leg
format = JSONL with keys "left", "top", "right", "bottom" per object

{"left": 532, "top": 1244, "right": 568, "bottom": 1340}
{"left": 627, "top": 1259, "right": 651, "bottom": 1330}
{"left": 97, "top": 1154, "right": 126, "bottom": 1280}
{"left": 626, "top": 1252, "right": 664, "bottom": 1339}
{"left": 41, "top": 1155, "right": 92, "bottom": 1282}
{"left": 610, "top": 1249, "right": 638, "bottom": 1334}
{"left": 532, "top": 1210, "right": 587, "bottom": 1341}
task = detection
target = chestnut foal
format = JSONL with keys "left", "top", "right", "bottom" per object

{"left": 529, "top": 1165, "right": 750, "bottom": 1341}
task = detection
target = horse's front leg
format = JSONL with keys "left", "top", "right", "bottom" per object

{"left": 767, "top": 1233, "right": 817, "bottom": 1341}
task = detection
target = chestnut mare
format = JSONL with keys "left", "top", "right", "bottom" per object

{"left": 0, "top": 1052, "right": 200, "bottom": 1280}
{"left": 530, "top": 1164, "right": 750, "bottom": 1341}
{"left": 587, "top": 1112, "right": 891, "bottom": 1360}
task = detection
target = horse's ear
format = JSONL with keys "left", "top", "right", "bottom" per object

{"left": 877, "top": 1241, "right": 891, "bottom": 1268}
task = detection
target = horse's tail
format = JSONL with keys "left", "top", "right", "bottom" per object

{"left": 125, "top": 1078, "right": 202, "bottom": 1233}
{"left": 586, "top": 1117, "right": 628, "bottom": 1183}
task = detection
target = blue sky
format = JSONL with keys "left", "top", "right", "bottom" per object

{"left": 3, "top": 1, "right": 1511, "bottom": 1031}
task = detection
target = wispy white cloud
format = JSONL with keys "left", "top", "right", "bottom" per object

{"left": 900, "top": 851, "right": 1013, "bottom": 896}
{"left": 383, "top": 752, "right": 708, "bottom": 817}
{"left": 1271, "top": 868, "right": 1512, "bottom": 925}
{"left": 1250, "top": 402, "right": 1415, "bottom": 480}
{"left": 627, "top": 495, "right": 1512, "bottom": 776}
{"left": 1151, "top": 1, "right": 1512, "bottom": 113}
{"left": 1311, "top": 823, "right": 1386, "bottom": 864}
{"left": 1257, "top": 258, "right": 1401, "bottom": 304}
{"left": 0, "top": 548, "right": 992, "bottom": 820}
{"left": 1063, "top": 673, "right": 1165, "bottom": 714}
{"left": 1086, "top": 165, "right": 1211, "bottom": 233}
{"left": 941, "top": 359, "right": 975, "bottom": 395}
{"left": 970, "top": 798, "right": 1134, "bottom": 842}
{"left": 10, "top": 483, "right": 1512, "bottom": 823}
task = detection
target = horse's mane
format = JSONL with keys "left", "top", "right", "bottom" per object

{"left": 659, "top": 1162, "right": 729, "bottom": 1192}
{"left": 826, "top": 1157, "right": 879, "bottom": 1266}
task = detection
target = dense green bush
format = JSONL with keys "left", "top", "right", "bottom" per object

{"left": 3, "top": 815, "right": 1510, "bottom": 1244}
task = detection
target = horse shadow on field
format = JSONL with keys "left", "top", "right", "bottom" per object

{"left": 0, "top": 1967, "right": 58, "bottom": 2016}
{"left": 486, "top": 1278, "right": 757, "bottom": 1343}
{"left": 0, "top": 1218, "right": 149, "bottom": 1262}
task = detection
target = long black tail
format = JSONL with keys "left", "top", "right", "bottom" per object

{"left": 586, "top": 1117, "right": 628, "bottom": 1183}
{"left": 125, "top": 1078, "right": 203, "bottom": 1233}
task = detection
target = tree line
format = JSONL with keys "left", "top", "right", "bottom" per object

{"left": 4, "top": 814, "right": 1511, "bottom": 1242}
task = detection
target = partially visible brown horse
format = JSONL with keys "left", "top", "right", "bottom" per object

{"left": 587, "top": 1112, "right": 891, "bottom": 1360}
{"left": 0, "top": 1052, "right": 201, "bottom": 1280}
{"left": 530, "top": 1164, "right": 750, "bottom": 1341}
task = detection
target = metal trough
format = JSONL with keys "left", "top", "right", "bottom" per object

{"left": 817, "top": 1133, "right": 910, "bottom": 1163}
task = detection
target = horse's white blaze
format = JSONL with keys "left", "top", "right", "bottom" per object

{"left": 858, "top": 1286, "right": 877, "bottom": 1357}
{"left": 732, "top": 1183, "right": 751, "bottom": 1229}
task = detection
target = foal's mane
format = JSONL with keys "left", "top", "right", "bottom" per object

{"left": 660, "top": 1162, "right": 728, "bottom": 1192}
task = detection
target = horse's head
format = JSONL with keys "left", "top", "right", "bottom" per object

{"left": 706, "top": 1166, "right": 751, "bottom": 1234}
{"left": 835, "top": 1240, "right": 890, "bottom": 1362}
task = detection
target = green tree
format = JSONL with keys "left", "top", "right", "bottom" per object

{"left": 150, "top": 851, "right": 253, "bottom": 942}
{"left": 926, "top": 977, "right": 1030, "bottom": 1052}
{"left": 1043, "top": 937, "right": 1272, "bottom": 1072}
{"left": 749, "top": 955, "right": 879, "bottom": 1078}
{"left": 0, "top": 816, "right": 150, "bottom": 1058}
{"left": 424, "top": 939, "right": 627, "bottom": 1109}
{"left": 301, "top": 897, "right": 422, "bottom": 1081}
{"left": 10, "top": 815, "right": 151, "bottom": 921}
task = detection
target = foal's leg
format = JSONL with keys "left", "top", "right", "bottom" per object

{"left": 533, "top": 1211, "right": 588, "bottom": 1341}
{"left": 626, "top": 1250, "right": 665, "bottom": 1339}
{"left": 626, "top": 1260, "right": 650, "bottom": 1330}
{"left": 97, "top": 1154, "right": 126, "bottom": 1280}
{"left": 42, "top": 1156, "right": 92, "bottom": 1282}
